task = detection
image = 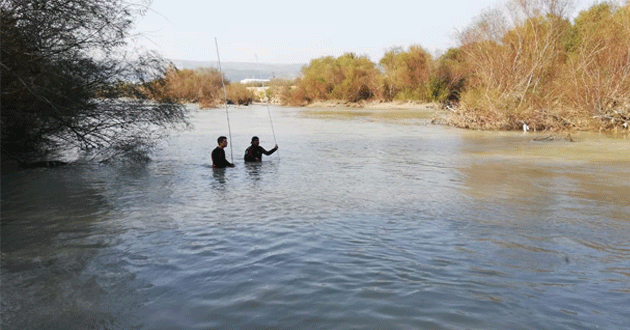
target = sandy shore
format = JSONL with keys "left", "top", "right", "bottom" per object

{"left": 305, "top": 100, "right": 442, "bottom": 111}
{"left": 295, "top": 100, "right": 448, "bottom": 123}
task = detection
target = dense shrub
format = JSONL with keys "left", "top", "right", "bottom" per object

{"left": 380, "top": 46, "right": 433, "bottom": 101}
{"left": 267, "top": 79, "right": 300, "bottom": 105}
{"left": 435, "top": 48, "right": 468, "bottom": 102}
{"left": 268, "top": 0, "right": 629, "bottom": 132}
{"left": 149, "top": 66, "right": 225, "bottom": 108}
{"left": 292, "top": 53, "right": 382, "bottom": 103}
{"left": 225, "top": 83, "right": 255, "bottom": 105}
{"left": 448, "top": 0, "right": 630, "bottom": 131}
{"left": 562, "top": 2, "right": 630, "bottom": 130}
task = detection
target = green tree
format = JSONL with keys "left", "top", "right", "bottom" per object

{"left": 295, "top": 53, "right": 382, "bottom": 103}
{"left": 1, "top": 0, "right": 188, "bottom": 167}
{"left": 330, "top": 53, "right": 382, "bottom": 102}
{"left": 380, "top": 46, "right": 434, "bottom": 101}
{"left": 297, "top": 56, "right": 337, "bottom": 102}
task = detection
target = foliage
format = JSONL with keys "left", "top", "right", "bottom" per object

{"left": 562, "top": 1, "right": 630, "bottom": 130}
{"left": 380, "top": 46, "right": 433, "bottom": 101}
{"left": 294, "top": 56, "right": 337, "bottom": 103}
{"left": 146, "top": 67, "right": 259, "bottom": 106}
{"left": 449, "top": 0, "right": 630, "bottom": 131}
{"left": 435, "top": 48, "right": 468, "bottom": 102}
{"left": 265, "top": 0, "right": 629, "bottom": 132}
{"left": 292, "top": 53, "right": 382, "bottom": 103}
{"left": 1, "top": 0, "right": 189, "bottom": 165}
{"left": 225, "top": 83, "right": 255, "bottom": 105}
{"left": 147, "top": 66, "right": 225, "bottom": 108}
{"left": 267, "top": 79, "right": 301, "bottom": 106}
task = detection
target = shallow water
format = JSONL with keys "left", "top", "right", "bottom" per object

{"left": 2, "top": 105, "right": 629, "bottom": 329}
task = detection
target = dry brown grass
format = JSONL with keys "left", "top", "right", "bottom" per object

{"left": 262, "top": 0, "right": 629, "bottom": 132}
{"left": 147, "top": 66, "right": 224, "bottom": 108}
{"left": 225, "top": 83, "right": 255, "bottom": 105}
{"left": 449, "top": 0, "right": 630, "bottom": 131}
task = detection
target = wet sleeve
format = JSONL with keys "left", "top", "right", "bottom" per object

{"left": 261, "top": 146, "right": 277, "bottom": 156}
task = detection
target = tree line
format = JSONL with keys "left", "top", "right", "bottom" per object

{"left": 2, "top": 0, "right": 627, "bottom": 169}
{"left": 268, "top": 0, "right": 629, "bottom": 132}
{"left": 142, "top": 66, "right": 256, "bottom": 107}
{"left": 75, "top": 0, "right": 628, "bottom": 134}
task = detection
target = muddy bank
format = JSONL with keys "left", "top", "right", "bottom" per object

{"left": 305, "top": 100, "right": 440, "bottom": 111}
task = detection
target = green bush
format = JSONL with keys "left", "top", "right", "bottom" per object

{"left": 293, "top": 53, "right": 382, "bottom": 103}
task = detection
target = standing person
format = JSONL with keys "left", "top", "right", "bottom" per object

{"left": 212, "top": 136, "right": 235, "bottom": 168}
{"left": 244, "top": 136, "right": 278, "bottom": 162}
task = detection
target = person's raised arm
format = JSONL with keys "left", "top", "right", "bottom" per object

{"left": 262, "top": 145, "right": 278, "bottom": 155}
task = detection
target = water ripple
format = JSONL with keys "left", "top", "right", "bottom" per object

{"left": 2, "top": 106, "right": 630, "bottom": 329}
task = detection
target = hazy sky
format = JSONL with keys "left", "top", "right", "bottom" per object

{"left": 132, "top": 0, "right": 598, "bottom": 64}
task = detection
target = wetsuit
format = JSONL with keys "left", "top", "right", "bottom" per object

{"left": 244, "top": 145, "right": 277, "bottom": 162}
{"left": 212, "top": 147, "right": 233, "bottom": 168}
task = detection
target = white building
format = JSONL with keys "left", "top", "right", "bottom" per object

{"left": 240, "top": 78, "right": 270, "bottom": 85}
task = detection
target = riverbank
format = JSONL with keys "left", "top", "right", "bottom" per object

{"left": 304, "top": 100, "right": 438, "bottom": 110}
{"left": 297, "top": 100, "right": 630, "bottom": 134}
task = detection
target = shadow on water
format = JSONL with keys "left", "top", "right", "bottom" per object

{"left": 211, "top": 166, "right": 227, "bottom": 186}
{"left": 244, "top": 161, "right": 263, "bottom": 181}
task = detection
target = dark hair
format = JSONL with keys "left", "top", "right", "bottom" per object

{"left": 251, "top": 136, "right": 259, "bottom": 143}
{"left": 218, "top": 136, "right": 227, "bottom": 144}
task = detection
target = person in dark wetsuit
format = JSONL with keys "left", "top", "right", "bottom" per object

{"left": 212, "top": 136, "right": 235, "bottom": 168}
{"left": 244, "top": 136, "right": 278, "bottom": 162}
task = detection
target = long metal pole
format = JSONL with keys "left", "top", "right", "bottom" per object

{"left": 255, "top": 54, "right": 279, "bottom": 160}
{"left": 265, "top": 93, "right": 279, "bottom": 161}
{"left": 215, "top": 37, "right": 233, "bottom": 163}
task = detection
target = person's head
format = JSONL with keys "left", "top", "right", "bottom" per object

{"left": 250, "top": 136, "right": 259, "bottom": 146}
{"left": 217, "top": 136, "right": 228, "bottom": 148}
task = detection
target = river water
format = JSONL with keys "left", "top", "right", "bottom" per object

{"left": 2, "top": 105, "right": 629, "bottom": 329}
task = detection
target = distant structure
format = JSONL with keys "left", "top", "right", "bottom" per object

{"left": 240, "top": 78, "right": 270, "bottom": 84}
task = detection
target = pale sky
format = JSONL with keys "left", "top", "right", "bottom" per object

{"left": 131, "top": 0, "right": 598, "bottom": 64}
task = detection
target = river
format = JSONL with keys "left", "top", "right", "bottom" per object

{"left": 2, "top": 104, "right": 629, "bottom": 329}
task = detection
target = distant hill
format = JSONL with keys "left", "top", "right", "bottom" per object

{"left": 169, "top": 59, "right": 304, "bottom": 82}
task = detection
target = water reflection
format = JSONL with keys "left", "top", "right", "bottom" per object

{"left": 244, "top": 162, "right": 262, "bottom": 182}
{"left": 212, "top": 167, "right": 228, "bottom": 186}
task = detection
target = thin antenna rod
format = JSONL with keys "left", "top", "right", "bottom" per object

{"left": 215, "top": 37, "right": 233, "bottom": 163}
{"left": 255, "top": 54, "right": 279, "bottom": 160}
